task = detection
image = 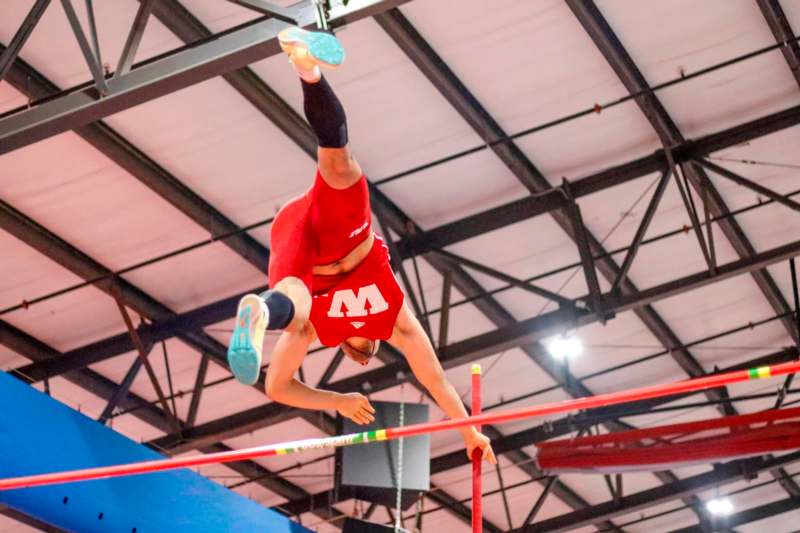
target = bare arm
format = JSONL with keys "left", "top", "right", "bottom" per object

{"left": 389, "top": 303, "right": 496, "bottom": 463}
{"left": 266, "top": 325, "right": 375, "bottom": 425}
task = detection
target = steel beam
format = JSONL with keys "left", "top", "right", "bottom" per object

{"left": 2, "top": 50, "right": 270, "bottom": 272}
{"left": 516, "top": 451, "right": 800, "bottom": 533}
{"left": 695, "top": 157, "right": 800, "bottom": 212}
{"left": 60, "top": 0, "right": 108, "bottom": 95}
{"left": 570, "top": 0, "right": 800, "bottom": 503}
{"left": 0, "top": 0, "right": 410, "bottom": 154}
{"left": 394, "top": 101, "right": 800, "bottom": 259}
{"left": 0, "top": 198, "right": 263, "bottom": 385}
{"left": 0, "top": 0, "right": 50, "bottom": 83}
{"left": 146, "top": 237, "right": 800, "bottom": 452}
{"left": 186, "top": 354, "right": 210, "bottom": 427}
{"left": 567, "top": 0, "right": 799, "bottom": 348}
{"left": 614, "top": 172, "right": 670, "bottom": 290}
{"left": 98, "top": 354, "right": 145, "bottom": 423}
{"left": 115, "top": 0, "right": 156, "bottom": 77}
{"left": 756, "top": 0, "right": 800, "bottom": 89}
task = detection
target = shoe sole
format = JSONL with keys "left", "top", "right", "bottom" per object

{"left": 281, "top": 28, "right": 345, "bottom": 67}
{"left": 228, "top": 295, "right": 265, "bottom": 386}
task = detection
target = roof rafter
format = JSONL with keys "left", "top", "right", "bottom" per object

{"left": 395, "top": 101, "right": 800, "bottom": 260}
{"left": 566, "top": 0, "right": 800, "bottom": 504}
{"left": 756, "top": 0, "right": 800, "bottom": 89}
{"left": 1, "top": 45, "right": 270, "bottom": 272}
{"left": 567, "top": 0, "right": 798, "bottom": 347}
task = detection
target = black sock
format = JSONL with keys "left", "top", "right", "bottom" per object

{"left": 260, "top": 290, "right": 295, "bottom": 330}
{"left": 301, "top": 75, "right": 348, "bottom": 148}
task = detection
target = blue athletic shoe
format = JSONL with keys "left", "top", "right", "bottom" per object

{"left": 278, "top": 26, "right": 345, "bottom": 67}
{"left": 227, "top": 294, "right": 269, "bottom": 386}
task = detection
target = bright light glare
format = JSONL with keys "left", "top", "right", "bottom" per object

{"left": 705, "top": 497, "right": 734, "bottom": 516}
{"left": 547, "top": 335, "right": 583, "bottom": 360}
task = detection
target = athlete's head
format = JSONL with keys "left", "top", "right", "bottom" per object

{"left": 341, "top": 337, "right": 380, "bottom": 366}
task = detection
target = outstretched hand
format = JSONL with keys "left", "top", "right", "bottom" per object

{"left": 464, "top": 430, "right": 497, "bottom": 465}
{"left": 336, "top": 392, "right": 376, "bottom": 425}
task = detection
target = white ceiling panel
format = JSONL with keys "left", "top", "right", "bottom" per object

{"left": 402, "top": 0, "right": 653, "bottom": 137}
{"left": 104, "top": 75, "right": 316, "bottom": 233}
{"left": 687, "top": 320, "right": 790, "bottom": 375}
{"left": 571, "top": 309, "right": 689, "bottom": 395}
{"left": 108, "top": 412, "right": 165, "bottom": 444}
{"left": 597, "top": 0, "right": 800, "bottom": 139}
{"left": 179, "top": 0, "right": 262, "bottom": 33}
{"left": 739, "top": 508, "right": 800, "bottom": 533}
{"left": 0, "top": 130, "right": 212, "bottom": 274}
{"left": 650, "top": 273, "right": 789, "bottom": 367}
{"left": 0, "top": 229, "right": 84, "bottom": 315}
{"left": 31, "top": 374, "right": 105, "bottom": 420}
{"left": 3, "top": 284, "right": 138, "bottom": 354}
{"left": 120, "top": 241, "right": 261, "bottom": 314}
{"left": 0, "top": 345, "right": 27, "bottom": 370}
{"left": 378, "top": 148, "right": 528, "bottom": 230}
{"left": 515, "top": 99, "right": 662, "bottom": 183}
{"left": 0, "top": 82, "right": 27, "bottom": 115}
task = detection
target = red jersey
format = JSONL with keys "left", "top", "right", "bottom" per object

{"left": 309, "top": 236, "right": 404, "bottom": 347}
{"left": 268, "top": 170, "right": 404, "bottom": 345}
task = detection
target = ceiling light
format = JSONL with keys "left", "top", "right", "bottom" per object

{"left": 547, "top": 335, "right": 583, "bottom": 360}
{"left": 705, "top": 497, "right": 734, "bottom": 516}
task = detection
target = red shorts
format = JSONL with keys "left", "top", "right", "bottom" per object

{"left": 269, "top": 171, "right": 404, "bottom": 346}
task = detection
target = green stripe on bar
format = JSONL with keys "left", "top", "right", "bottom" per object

{"left": 749, "top": 366, "right": 772, "bottom": 380}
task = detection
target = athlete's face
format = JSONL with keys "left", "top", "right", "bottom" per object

{"left": 341, "top": 337, "right": 379, "bottom": 366}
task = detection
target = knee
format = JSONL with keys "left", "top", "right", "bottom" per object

{"left": 273, "top": 277, "right": 312, "bottom": 331}
{"left": 318, "top": 148, "right": 362, "bottom": 189}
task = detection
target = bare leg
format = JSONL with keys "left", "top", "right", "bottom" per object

{"left": 280, "top": 28, "right": 363, "bottom": 188}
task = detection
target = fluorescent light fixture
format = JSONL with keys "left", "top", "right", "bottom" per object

{"left": 706, "top": 497, "right": 734, "bottom": 516}
{"left": 547, "top": 335, "right": 583, "bottom": 360}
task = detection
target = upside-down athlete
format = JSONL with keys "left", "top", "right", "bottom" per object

{"left": 227, "top": 27, "right": 496, "bottom": 465}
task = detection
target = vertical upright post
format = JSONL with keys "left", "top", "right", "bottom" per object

{"left": 471, "top": 363, "right": 482, "bottom": 533}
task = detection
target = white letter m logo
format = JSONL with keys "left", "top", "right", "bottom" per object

{"left": 327, "top": 284, "right": 389, "bottom": 318}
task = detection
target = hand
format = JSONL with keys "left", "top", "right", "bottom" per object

{"left": 464, "top": 430, "right": 497, "bottom": 465}
{"left": 336, "top": 392, "right": 376, "bottom": 425}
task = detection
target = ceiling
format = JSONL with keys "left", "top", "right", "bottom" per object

{"left": 1, "top": 0, "right": 800, "bottom": 531}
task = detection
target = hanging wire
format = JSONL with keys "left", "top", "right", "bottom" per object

{"left": 394, "top": 382, "right": 406, "bottom": 532}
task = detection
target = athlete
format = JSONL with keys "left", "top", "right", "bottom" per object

{"left": 227, "top": 27, "right": 495, "bottom": 464}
